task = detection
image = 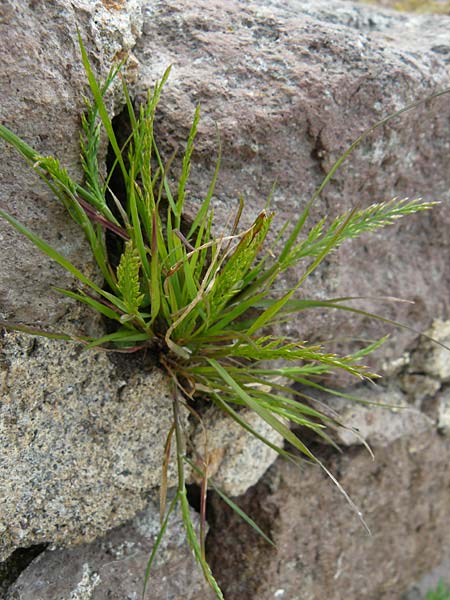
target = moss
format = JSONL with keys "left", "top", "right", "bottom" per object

{"left": 362, "top": 0, "right": 450, "bottom": 14}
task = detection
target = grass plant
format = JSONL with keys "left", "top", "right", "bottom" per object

{"left": 426, "top": 580, "right": 450, "bottom": 600}
{"left": 0, "top": 34, "right": 448, "bottom": 599}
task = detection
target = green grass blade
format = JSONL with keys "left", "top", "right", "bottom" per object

{"left": 207, "top": 390, "right": 292, "bottom": 459}
{"left": 278, "top": 298, "right": 450, "bottom": 352}
{"left": 0, "top": 208, "right": 104, "bottom": 295}
{"left": 77, "top": 30, "right": 128, "bottom": 183}
{"left": 152, "top": 138, "right": 178, "bottom": 215}
{"left": 54, "top": 287, "right": 123, "bottom": 322}
{"left": 0, "top": 123, "right": 40, "bottom": 163}
{"left": 142, "top": 494, "right": 179, "bottom": 600}
{"left": 199, "top": 291, "right": 268, "bottom": 337}
{"left": 246, "top": 209, "right": 357, "bottom": 336}
{"left": 0, "top": 320, "right": 83, "bottom": 342}
{"left": 179, "top": 490, "right": 224, "bottom": 599}
{"left": 425, "top": 580, "right": 450, "bottom": 600}
{"left": 185, "top": 457, "right": 275, "bottom": 547}
{"left": 207, "top": 358, "right": 317, "bottom": 461}
{"left": 176, "top": 105, "right": 200, "bottom": 228}
{"left": 149, "top": 210, "right": 162, "bottom": 323}
{"left": 122, "top": 75, "right": 138, "bottom": 132}
{"left": 85, "top": 330, "right": 150, "bottom": 349}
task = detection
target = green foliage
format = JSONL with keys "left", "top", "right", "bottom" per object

{"left": 0, "top": 34, "right": 448, "bottom": 599}
{"left": 426, "top": 580, "right": 450, "bottom": 600}
{"left": 116, "top": 241, "right": 145, "bottom": 323}
{"left": 363, "top": 0, "right": 450, "bottom": 13}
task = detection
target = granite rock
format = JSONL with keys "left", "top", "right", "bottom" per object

{"left": 190, "top": 407, "right": 284, "bottom": 496}
{"left": 0, "top": 327, "right": 186, "bottom": 562}
{"left": 5, "top": 497, "right": 216, "bottom": 600}
{"left": 409, "top": 319, "right": 450, "bottom": 382}
{"left": 438, "top": 388, "right": 450, "bottom": 434}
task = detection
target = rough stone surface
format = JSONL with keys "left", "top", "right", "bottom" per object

{"left": 305, "top": 321, "right": 450, "bottom": 448}
{"left": 5, "top": 498, "right": 216, "bottom": 600}
{"left": 134, "top": 0, "right": 450, "bottom": 369}
{"left": 409, "top": 319, "right": 450, "bottom": 382}
{"left": 0, "top": 0, "right": 144, "bottom": 324}
{"left": 351, "top": 0, "right": 450, "bottom": 18}
{"left": 1, "top": 0, "right": 450, "bottom": 596}
{"left": 438, "top": 388, "right": 450, "bottom": 434}
{"left": 190, "top": 407, "right": 284, "bottom": 496}
{"left": 320, "top": 384, "right": 434, "bottom": 446}
{"left": 0, "top": 326, "right": 186, "bottom": 562}
{"left": 402, "top": 552, "right": 450, "bottom": 600}
{"left": 0, "top": 546, "right": 46, "bottom": 599}
{"left": 206, "top": 429, "right": 450, "bottom": 600}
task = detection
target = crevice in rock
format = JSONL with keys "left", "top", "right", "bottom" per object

{"left": 104, "top": 109, "right": 131, "bottom": 273}
{"left": 0, "top": 544, "right": 47, "bottom": 596}
{"left": 98, "top": 105, "right": 164, "bottom": 369}
{"left": 206, "top": 427, "right": 450, "bottom": 599}
{"left": 105, "top": 102, "right": 196, "bottom": 261}
{"left": 186, "top": 482, "right": 202, "bottom": 514}
{"left": 99, "top": 102, "right": 197, "bottom": 365}
{"left": 205, "top": 481, "right": 278, "bottom": 599}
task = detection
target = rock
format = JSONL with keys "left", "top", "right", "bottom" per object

{"left": 134, "top": 0, "right": 450, "bottom": 368}
{"left": 5, "top": 497, "right": 216, "bottom": 600}
{"left": 0, "top": 328, "right": 187, "bottom": 561}
{"left": 317, "top": 384, "right": 434, "bottom": 447}
{"left": 1, "top": 0, "right": 450, "bottom": 594}
{"left": 190, "top": 407, "right": 284, "bottom": 496}
{"left": 402, "top": 552, "right": 450, "bottom": 600}
{"left": 206, "top": 429, "right": 450, "bottom": 600}
{"left": 0, "top": 0, "right": 144, "bottom": 324}
{"left": 0, "top": 546, "right": 46, "bottom": 599}
{"left": 399, "top": 373, "right": 441, "bottom": 406}
{"left": 409, "top": 319, "right": 450, "bottom": 382}
{"left": 438, "top": 389, "right": 450, "bottom": 434}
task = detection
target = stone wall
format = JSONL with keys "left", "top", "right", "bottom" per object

{"left": 1, "top": 0, "right": 449, "bottom": 598}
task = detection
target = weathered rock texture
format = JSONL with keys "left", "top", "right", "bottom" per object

{"left": 403, "top": 553, "right": 450, "bottom": 600}
{"left": 0, "top": 321, "right": 283, "bottom": 563}
{"left": 1, "top": 0, "right": 450, "bottom": 597}
{"left": 0, "top": 0, "right": 144, "bottom": 324}
{"left": 5, "top": 498, "right": 216, "bottom": 600}
{"left": 134, "top": 0, "right": 450, "bottom": 368}
{"left": 190, "top": 407, "right": 284, "bottom": 496}
{"left": 400, "top": 319, "right": 450, "bottom": 434}
{"left": 0, "top": 326, "right": 184, "bottom": 561}
{"left": 316, "top": 319, "right": 450, "bottom": 447}
{"left": 206, "top": 428, "right": 450, "bottom": 600}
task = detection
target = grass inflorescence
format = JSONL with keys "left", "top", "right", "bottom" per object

{"left": 0, "top": 33, "right": 448, "bottom": 599}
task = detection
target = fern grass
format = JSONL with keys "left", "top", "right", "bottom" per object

{"left": 0, "top": 34, "right": 448, "bottom": 599}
